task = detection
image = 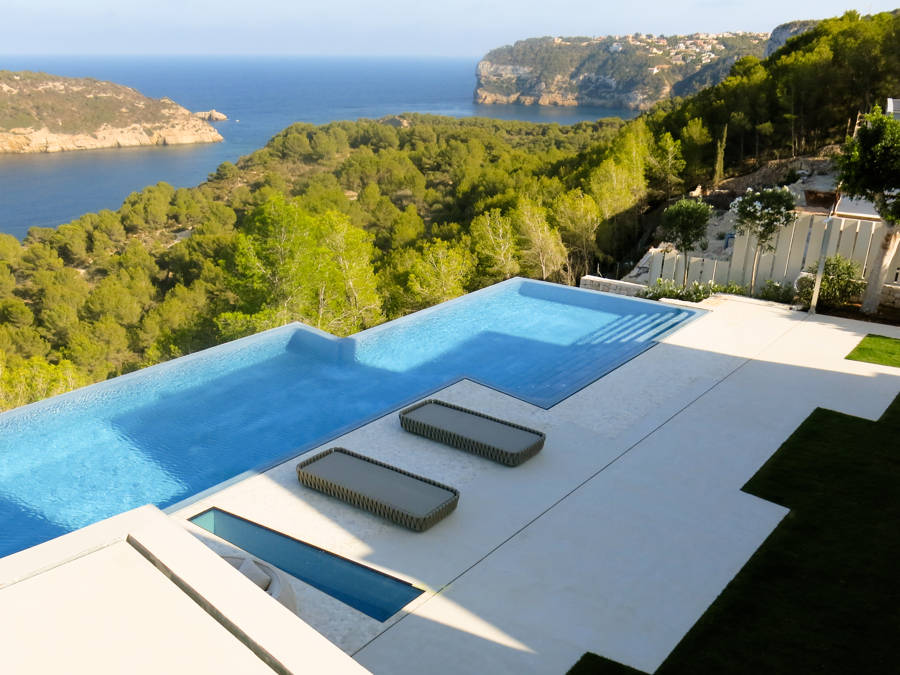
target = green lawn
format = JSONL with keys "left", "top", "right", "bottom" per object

{"left": 846, "top": 334, "right": 900, "bottom": 368}
{"left": 568, "top": 392, "right": 900, "bottom": 675}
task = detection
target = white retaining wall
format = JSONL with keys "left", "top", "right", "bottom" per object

{"left": 647, "top": 214, "right": 900, "bottom": 299}
{"left": 579, "top": 276, "right": 647, "bottom": 297}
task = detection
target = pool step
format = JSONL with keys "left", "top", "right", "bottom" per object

{"left": 574, "top": 311, "right": 684, "bottom": 346}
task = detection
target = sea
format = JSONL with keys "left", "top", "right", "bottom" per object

{"left": 0, "top": 56, "right": 635, "bottom": 239}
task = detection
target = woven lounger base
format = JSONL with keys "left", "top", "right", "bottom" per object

{"left": 296, "top": 447, "right": 459, "bottom": 532}
{"left": 399, "top": 399, "right": 545, "bottom": 467}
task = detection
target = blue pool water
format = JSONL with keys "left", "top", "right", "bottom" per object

{"left": 0, "top": 279, "right": 697, "bottom": 558}
{"left": 191, "top": 508, "right": 422, "bottom": 621}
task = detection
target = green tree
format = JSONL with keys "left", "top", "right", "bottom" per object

{"left": 316, "top": 211, "right": 384, "bottom": 334}
{"left": 64, "top": 316, "right": 134, "bottom": 379}
{"left": 0, "top": 298, "right": 33, "bottom": 328}
{"left": 0, "top": 354, "right": 88, "bottom": 411}
{"left": 0, "top": 234, "right": 22, "bottom": 266}
{"left": 210, "top": 161, "right": 239, "bottom": 181}
{"left": 230, "top": 194, "right": 381, "bottom": 334}
{"left": 390, "top": 206, "right": 425, "bottom": 249}
{"left": 513, "top": 198, "right": 568, "bottom": 282}
{"left": 26, "top": 267, "right": 90, "bottom": 346}
{"left": 837, "top": 106, "right": 900, "bottom": 314}
{"left": 0, "top": 264, "right": 16, "bottom": 298}
{"left": 732, "top": 187, "right": 797, "bottom": 291}
{"left": 648, "top": 132, "right": 685, "bottom": 201}
{"left": 680, "top": 118, "right": 712, "bottom": 187}
{"left": 552, "top": 190, "right": 600, "bottom": 282}
{"left": 407, "top": 239, "right": 475, "bottom": 307}
{"left": 659, "top": 198, "right": 712, "bottom": 286}
{"left": 713, "top": 123, "right": 727, "bottom": 187}
{"left": 138, "top": 282, "right": 214, "bottom": 362}
{"left": 470, "top": 209, "right": 520, "bottom": 282}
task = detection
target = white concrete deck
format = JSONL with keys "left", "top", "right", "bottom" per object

{"left": 0, "top": 505, "right": 367, "bottom": 674}
{"left": 170, "top": 295, "right": 900, "bottom": 674}
{"left": 2, "top": 294, "right": 898, "bottom": 675}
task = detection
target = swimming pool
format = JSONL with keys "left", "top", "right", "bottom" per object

{"left": 0, "top": 279, "right": 698, "bottom": 558}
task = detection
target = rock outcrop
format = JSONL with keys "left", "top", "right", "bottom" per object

{"left": 764, "top": 20, "right": 820, "bottom": 57}
{"left": 0, "top": 71, "right": 223, "bottom": 154}
{"left": 193, "top": 109, "right": 228, "bottom": 121}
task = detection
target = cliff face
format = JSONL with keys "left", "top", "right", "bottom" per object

{"left": 764, "top": 20, "right": 820, "bottom": 57}
{"left": 0, "top": 71, "right": 223, "bottom": 154}
{"left": 475, "top": 33, "right": 767, "bottom": 111}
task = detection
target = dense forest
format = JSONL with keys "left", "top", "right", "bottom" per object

{"left": 1, "top": 10, "right": 897, "bottom": 411}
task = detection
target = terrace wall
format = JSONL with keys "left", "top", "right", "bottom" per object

{"left": 645, "top": 213, "right": 900, "bottom": 308}
{"left": 579, "top": 276, "right": 646, "bottom": 297}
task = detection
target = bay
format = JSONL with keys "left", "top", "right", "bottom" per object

{"left": 0, "top": 56, "right": 635, "bottom": 239}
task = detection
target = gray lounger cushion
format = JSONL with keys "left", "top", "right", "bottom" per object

{"left": 399, "top": 399, "right": 545, "bottom": 466}
{"left": 296, "top": 447, "right": 459, "bottom": 532}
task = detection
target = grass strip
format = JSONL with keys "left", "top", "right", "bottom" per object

{"left": 846, "top": 333, "right": 900, "bottom": 368}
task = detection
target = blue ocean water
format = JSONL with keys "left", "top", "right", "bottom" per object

{"left": 0, "top": 279, "right": 696, "bottom": 558}
{"left": 0, "top": 56, "right": 635, "bottom": 239}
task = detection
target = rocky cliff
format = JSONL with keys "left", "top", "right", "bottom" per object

{"left": 0, "top": 71, "right": 223, "bottom": 154}
{"left": 764, "top": 20, "right": 820, "bottom": 57}
{"left": 475, "top": 33, "right": 767, "bottom": 111}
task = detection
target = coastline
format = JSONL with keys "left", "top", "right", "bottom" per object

{"left": 0, "top": 120, "right": 223, "bottom": 155}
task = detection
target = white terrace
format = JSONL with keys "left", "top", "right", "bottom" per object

{"left": 1, "top": 294, "right": 898, "bottom": 674}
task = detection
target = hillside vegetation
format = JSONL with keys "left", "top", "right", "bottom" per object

{"left": 1, "top": 9, "right": 897, "bottom": 411}
{"left": 476, "top": 32, "right": 766, "bottom": 109}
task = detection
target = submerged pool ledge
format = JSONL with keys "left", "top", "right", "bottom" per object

{"left": 191, "top": 508, "right": 423, "bottom": 621}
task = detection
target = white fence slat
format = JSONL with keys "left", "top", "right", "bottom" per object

{"left": 660, "top": 251, "right": 676, "bottom": 281}
{"left": 785, "top": 215, "right": 813, "bottom": 281}
{"left": 714, "top": 260, "right": 731, "bottom": 285}
{"left": 739, "top": 234, "right": 759, "bottom": 287}
{"left": 771, "top": 221, "right": 796, "bottom": 284}
{"left": 673, "top": 254, "right": 686, "bottom": 284}
{"left": 802, "top": 216, "right": 827, "bottom": 272}
{"left": 851, "top": 221, "right": 875, "bottom": 269}
{"left": 686, "top": 257, "right": 704, "bottom": 284}
{"left": 698, "top": 258, "right": 717, "bottom": 283}
{"left": 836, "top": 219, "right": 859, "bottom": 259}
{"left": 648, "top": 251, "right": 664, "bottom": 283}
{"left": 756, "top": 251, "right": 776, "bottom": 290}
{"left": 891, "top": 236, "right": 900, "bottom": 283}
{"left": 824, "top": 218, "right": 843, "bottom": 258}
{"left": 863, "top": 222, "right": 886, "bottom": 277}
{"left": 728, "top": 232, "right": 750, "bottom": 284}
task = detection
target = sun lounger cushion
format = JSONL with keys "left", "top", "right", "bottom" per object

{"left": 399, "top": 399, "right": 545, "bottom": 466}
{"left": 296, "top": 447, "right": 459, "bottom": 532}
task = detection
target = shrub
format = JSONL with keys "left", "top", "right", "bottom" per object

{"left": 639, "top": 279, "right": 750, "bottom": 303}
{"left": 717, "top": 281, "right": 749, "bottom": 296}
{"left": 795, "top": 255, "right": 867, "bottom": 309}
{"left": 758, "top": 280, "right": 796, "bottom": 304}
{"left": 639, "top": 279, "right": 716, "bottom": 302}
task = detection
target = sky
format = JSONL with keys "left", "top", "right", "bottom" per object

{"left": 3, "top": 1, "right": 898, "bottom": 57}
